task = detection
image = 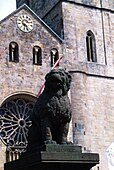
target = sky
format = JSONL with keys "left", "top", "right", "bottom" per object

{"left": 0, "top": 0, "right": 16, "bottom": 21}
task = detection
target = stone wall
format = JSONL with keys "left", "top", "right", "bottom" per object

{"left": 67, "top": 0, "right": 101, "bottom": 7}
{"left": 66, "top": 0, "right": 114, "bottom": 10}
{"left": 70, "top": 70, "right": 114, "bottom": 170}
{"left": 62, "top": 2, "right": 105, "bottom": 68}
{"left": 62, "top": 2, "right": 114, "bottom": 170}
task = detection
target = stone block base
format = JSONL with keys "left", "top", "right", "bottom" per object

{"left": 4, "top": 144, "right": 99, "bottom": 170}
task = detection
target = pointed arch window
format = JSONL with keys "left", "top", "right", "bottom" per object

{"left": 50, "top": 48, "right": 59, "bottom": 67}
{"left": 9, "top": 42, "right": 19, "bottom": 62}
{"left": 86, "top": 30, "right": 97, "bottom": 62}
{"left": 33, "top": 46, "right": 42, "bottom": 65}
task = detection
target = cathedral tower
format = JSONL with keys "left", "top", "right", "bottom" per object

{"left": 4, "top": 0, "right": 114, "bottom": 170}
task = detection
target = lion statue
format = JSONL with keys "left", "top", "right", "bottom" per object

{"left": 27, "top": 68, "right": 72, "bottom": 147}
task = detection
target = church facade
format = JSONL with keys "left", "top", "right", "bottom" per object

{"left": 0, "top": 0, "right": 114, "bottom": 170}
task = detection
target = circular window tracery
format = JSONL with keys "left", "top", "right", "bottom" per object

{"left": 0, "top": 97, "right": 35, "bottom": 147}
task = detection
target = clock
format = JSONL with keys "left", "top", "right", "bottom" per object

{"left": 17, "top": 14, "right": 33, "bottom": 32}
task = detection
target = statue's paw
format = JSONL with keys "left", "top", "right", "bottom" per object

{"left": 44, "top": 140, "right": 57, "bottom": 144}
{"left": 66, "top": 141, "right": 73, "bottom": 145}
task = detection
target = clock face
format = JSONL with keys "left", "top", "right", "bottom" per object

{"left": 17, "top": 14, "right": 33, "bottom": 32}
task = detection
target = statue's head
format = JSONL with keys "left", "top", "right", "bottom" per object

{"left": 45, "top": 69, "right": 72, "bottom": 95}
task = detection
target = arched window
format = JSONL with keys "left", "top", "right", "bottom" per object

{"left": 50, "top": 48, "right": 59, "bottom": 67}
{"left": 33, "top": 46, "right": 42, "bottom": 65}
{"left": 9, "top": 42, "right": 19, "bottom": 62}
{"left": 86, "top": 30, "right": 97, "bottom": 62}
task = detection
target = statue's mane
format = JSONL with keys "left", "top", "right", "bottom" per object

{"left": 45, "top": 69, "right": 72, "bottom": 95}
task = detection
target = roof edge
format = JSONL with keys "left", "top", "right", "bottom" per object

{"left": 0, "top": 4, "right": 64, "bottom": 43}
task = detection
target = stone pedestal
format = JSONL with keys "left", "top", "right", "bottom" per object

{"left": 4, "top": 144, "right": 99, "bottom": 170}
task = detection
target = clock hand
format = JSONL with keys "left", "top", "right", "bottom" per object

{"left": 22, "top": 20, "right": 28, "bottom": 26}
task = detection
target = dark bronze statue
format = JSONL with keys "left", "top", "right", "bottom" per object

{"left": 27, "top": 69, "right": 72, "bottom": 147}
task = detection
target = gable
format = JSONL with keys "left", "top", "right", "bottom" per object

{"left": 0, "top": 4, "right": 64, "bottom": 98}
{"left": 0, "top": 4, "right": 64, "bottom": 68}
{"left": 0, "top": 4, "right": 63, "bottom": 43}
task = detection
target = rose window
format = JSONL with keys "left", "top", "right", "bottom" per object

{"left": 0, "top": 99, "right": 34, "bottom": 148}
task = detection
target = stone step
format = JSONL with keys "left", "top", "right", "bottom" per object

{"left": 42, "top": 144, "right": 82, "bottom": 152}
